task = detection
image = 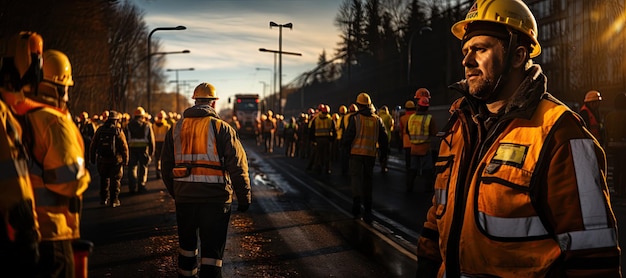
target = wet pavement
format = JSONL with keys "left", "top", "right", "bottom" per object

{"left": 80, "top": 138, "right": 626, "bottom": 277}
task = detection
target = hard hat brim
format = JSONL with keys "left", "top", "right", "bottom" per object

{"left": 451, "top": 19, "right": 541, "bottom": 58}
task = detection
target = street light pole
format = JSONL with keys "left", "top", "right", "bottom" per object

{"left": 258, "top": 46, "right": 301, "bottom": 114}
{"left": 256, "top": 67, "right": 272, "bottom": 111}
{"left": 147, "top": 25, "right": 186, "bottom": 115}
{"left": 127, "top": 49, "right": 189, "bottom": 111}
{"left": 166, "top": 68, "right": 195, "bottom": 113}
{"left": 407, "top": 26, "right": 432, "bottom": 87}
{"left": 259, "top": 81, "right": 269, "bottom": 112}
{"left": 269, "top": 21, "right": 293, "bottom": 115}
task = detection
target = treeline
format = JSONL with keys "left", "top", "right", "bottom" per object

{"left": 0, "top": 0, "right": 472, "bottom": 118}
{"left": 283, "top": 0, "right": 473, "bottom": 116}
{"left": 0, "top": 0, "right": 186, "bottom": 116}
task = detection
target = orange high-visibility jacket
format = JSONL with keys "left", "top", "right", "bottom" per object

{"left": 161, "top": 105, "right": 251, "bottom": 205}
{"left": 417, "top": 68, "right": 620, "bottom": 277}
{"left": 0, "top": 97, "right": 39, "bottom": 242}
{"left": 11, "top": 98, "right": 90, "bottom": 242}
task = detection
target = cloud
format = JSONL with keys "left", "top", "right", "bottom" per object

{"left": 131, "top": 0, "right": 342, "bottom": 114}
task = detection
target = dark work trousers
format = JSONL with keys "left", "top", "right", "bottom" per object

{"left": 176, "top": 203, "right": 231, "bottom": 278}
{"left": 340, "top": 147, "right": 350, "bottom": 174}
{"left": 37, "top": 240, "right": 75, "bottom": 278}
{"left": 263, "top": 132, "right": 274, "bottom": 153}
{"left": 404, "top": 147, "right": 411, "bottom": 170}
{"left": 128, "top": 147, "right": 150, "bottom": 192}
{"left": 97, "top": 161, "right": 124, "bottom": 202}
{"left": 349, "top": 154, "right": 375, "bottom": 222}
{"left": 314, "top": 137, "right": 332, "bottom": 173}
{"left": 155, "top": 141, "right": 164, "bottom": 178}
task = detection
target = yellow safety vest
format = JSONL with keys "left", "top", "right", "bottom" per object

{"left": 128, "top": 119, "right": 151, "bottom": 148}
{"left": 407, "top": 114, "right": 431, "bottom": 144}
{"left": 350, "top": 114, "right": 379, "bottom": 157}
{"left": 314, "top": 114, "right": 333, "bottom": 137}
{"left": 153, "top": 121, "right": 170, "bottom": 143}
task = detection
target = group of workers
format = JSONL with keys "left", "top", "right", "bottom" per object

{"left": 0, "top": 31, "right": 90, "bottom": 277}
{"left": 243, "top": 0, "right": 624, "bottom": 276}
{"left": 0, "top": 29, "right": 249, "bottom": 277}
{"left": 79, "top": 107, "right": 180, "bottom": 208}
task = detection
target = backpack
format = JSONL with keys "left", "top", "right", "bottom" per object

{"left": 97, "top": 126, "right": 118, "bottom": 158}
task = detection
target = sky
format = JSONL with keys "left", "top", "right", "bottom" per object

{"left": 129, "top": 0, "right": 344, "bottom": 112}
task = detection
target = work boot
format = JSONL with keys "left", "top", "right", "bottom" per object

{"left": 100, "top": 198, "right": 110, "bottom": 206}
{"left": 111, "top": 199, "right": 121, "bottom": 208}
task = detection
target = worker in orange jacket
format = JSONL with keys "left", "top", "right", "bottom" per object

{"left": 416, "top": 1, "right": 620, "bottom": 276}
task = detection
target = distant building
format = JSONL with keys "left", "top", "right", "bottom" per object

{"left": 527, "top": 0, "right": 626, "bottom": 106}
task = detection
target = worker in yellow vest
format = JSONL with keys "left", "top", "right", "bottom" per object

{"left": 341, "top": 93, "right": 388, "bottom": 223}
{"left": 406, "top": 97, "right": 437, "bottom": 192}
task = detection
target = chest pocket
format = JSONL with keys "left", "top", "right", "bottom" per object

{"left": 476, "top": 152, "right": 549, "bottom": 240}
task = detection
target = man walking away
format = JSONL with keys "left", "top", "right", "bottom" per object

{"left": 161, "top": 82, "right": 251, "bottom": 278}
{"left": 90, "top": 110, "right": 129, "bottom": 207}
{"left": 342, "top": 93, "right": 388, "bottom": 224}
{"left": 127, "top": 106, "right": 155, "bottom": 193}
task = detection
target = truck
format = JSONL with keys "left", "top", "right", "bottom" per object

{"left": 231, "top": 94, "right": 260, "bottom": 137}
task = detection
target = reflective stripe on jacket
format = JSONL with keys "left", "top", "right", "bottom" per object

{"left": 20, "top": 104, "right": 90, "bottom": 241}
{"left": 128, "top": 121, "right": 150, "bottom": 147}
{"left": 161, "top": 105, "right": 251, "bottom": 205}
{"left": 314, "top": 114, "right": 333, "bottom": 137}
{"left": 419, "top": 95, "right": 619, "bottom": 277}
{"left": 407, "top": 114, "right": 431, "bottom": 144}
{"left": 172, "top": 116, "right": 225, "bottom": 185}
{"left": 350, "top": 114, "right": 379, "bottom": 157}
{"left": 161, "top": 102, "right": 254, "bottom": 205}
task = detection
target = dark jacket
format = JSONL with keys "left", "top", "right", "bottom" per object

{"left": 89, "top": 120, "right": 129, "bottom": 165}
{"left": 160, "top": 104, "right": 251, "bottom": 205}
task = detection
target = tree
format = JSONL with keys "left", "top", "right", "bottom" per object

{"left": 107, "top": 1, "right": 148, "bottom": 113}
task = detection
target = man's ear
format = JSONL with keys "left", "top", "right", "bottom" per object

{"left": 511, "top": 45, "right": 529, "bottom": 69}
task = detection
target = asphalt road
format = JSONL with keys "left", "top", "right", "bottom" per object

{"left": 80, "top": 138, "right": 626, "bottom": 277}
{"left": 81, "top": 139, "right": 402, "bottom": 277}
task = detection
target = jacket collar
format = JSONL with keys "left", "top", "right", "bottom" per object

{"left": 448, "top": 64, "right": 547, "bottom": 120}
{"left": 183, "top": 104, "right": 219, "bottom": 119}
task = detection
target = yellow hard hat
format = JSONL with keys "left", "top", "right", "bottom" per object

{"left": 192, "top": 82, "right": 218, "bottom": 99}
{"left": 356, "top": 92, "right": 372, "bottom": 105}
{"left": 451, "top": 0, "right": 541, "bottom": 58}
{"left": 42, "top": 49, "right": 74, "bottom": 86}
{"left": 134, "top": 106, "right": 146, "bottom": 116}
{"left": 405, "top": 100, "right": 416, "bottom": 109}
{"left": 584, "top": 90, "right": 602, "bottom": 102}
{"left": 338, "top": 105, "right": 347, "bottom": 114}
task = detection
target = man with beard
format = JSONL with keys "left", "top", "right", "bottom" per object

{"left": 415, "top": 0, "right": 620, "bottom": 277}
